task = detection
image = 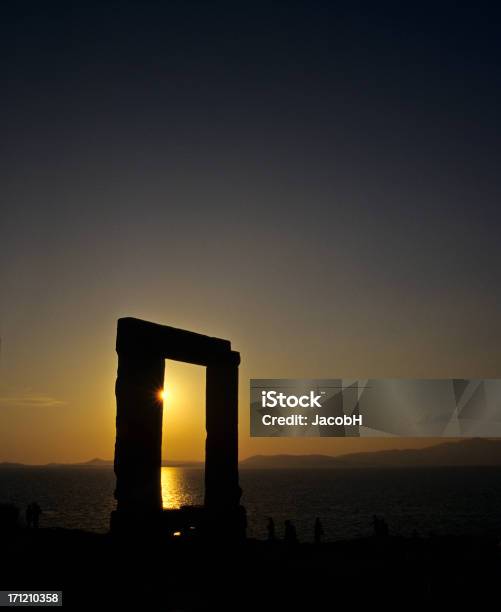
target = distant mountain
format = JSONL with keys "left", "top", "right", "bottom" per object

{"left": 0, "top": 458, "right": 202, "bottom": 468}
{"left": 240, "top": 439, "right": 501, "bottom": 469}
{"left": 85, "top": 458, "right": 112, "bottom": 466}
{"left": 240, "top": 454, "right": 340, "bottom": 469}
{"left": 43, "top": 458, "right": 113, "bottom": 467}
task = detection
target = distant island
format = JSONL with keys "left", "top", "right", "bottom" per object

{"left": 0, "top": 458, "right": 203, "bottom": 468}
{"left": 2, "top": 438, "right": 501, "bottom": 469}
{"left": 240, "top": 438, "right": 501, "bottom": 468}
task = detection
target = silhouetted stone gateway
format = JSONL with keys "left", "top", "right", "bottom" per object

{"left": 110, "top": 317, "right": 244, "bottom": 539}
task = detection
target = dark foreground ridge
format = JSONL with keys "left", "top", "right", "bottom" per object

{"left": 2, "top": 527, "right": 500, "bottom": 609}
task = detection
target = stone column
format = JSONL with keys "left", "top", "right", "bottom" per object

{"left": 205, "top": 350, "right": 243, "bottom": 536}
{"left": 114, "top": 350, "right": 165, "bottom": 519}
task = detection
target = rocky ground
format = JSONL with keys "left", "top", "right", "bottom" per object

{"left": 2, "top": 528, "right": 500, "bottom": 609}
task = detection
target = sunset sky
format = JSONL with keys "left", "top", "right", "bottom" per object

{"left": 2, "top": 2, "right": 501, "bottom": 463}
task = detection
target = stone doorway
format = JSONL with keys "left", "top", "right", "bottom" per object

{"left": 111, "top": 317, "right": 244, "bottom": 539}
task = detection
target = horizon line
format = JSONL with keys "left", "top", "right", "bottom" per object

{"left": 0, "top": 438, "right": 496, "bottom": 466}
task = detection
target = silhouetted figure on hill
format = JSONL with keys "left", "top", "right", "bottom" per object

{"left": 284, "top": 520, "right": 297, "bottom": 544}
{"left": 314, "top": 517, "right": 324, "bottom": 544}
{"left": 27, "top": 502, "right": 42, "bottom": 529}
{"left": 267, "top": 517, "right": 276, "bottom": 541}
{"left": 25, "top": 504, "right": 33, "bottom": 528}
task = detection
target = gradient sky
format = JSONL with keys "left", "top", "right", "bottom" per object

{"left": 1, "top": 1, "right": 501, "bottom": 463}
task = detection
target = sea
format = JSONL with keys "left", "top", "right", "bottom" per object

{"left": 1, "top": 466, "right": 501, "bottom": 542}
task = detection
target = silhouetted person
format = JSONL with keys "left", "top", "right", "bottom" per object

{"left": 25, "top": 503, "right": 33, "bottom": 528}
{"left": 284, "top": 520, "right": 297, "bottom": 544}
{"left": 30, "top": 502, "right": 41, "bottom": 529}
{"left": 314, "top": 517, "right": 324, "bottom": 544}
{"left": 267, "top": 517, "right": 276, "bottom": 541}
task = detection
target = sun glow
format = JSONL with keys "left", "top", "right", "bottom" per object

{"left": 158, "top": 388, "right": 167, "bottom": 402}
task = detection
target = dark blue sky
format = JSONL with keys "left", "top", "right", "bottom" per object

{"left": 1, "top": 1, "right": 501, "bottom": 460}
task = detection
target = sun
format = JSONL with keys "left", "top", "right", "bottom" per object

{"left": 158, "top": 388, "right": 167, "bottom": 403}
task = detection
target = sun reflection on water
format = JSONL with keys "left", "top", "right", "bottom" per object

{"left": 161, "top": 467, "right": 202, "bottom": 509}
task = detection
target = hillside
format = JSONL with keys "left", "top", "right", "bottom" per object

{"left": 240, "top": 439, "right": 501, "bottom": 469}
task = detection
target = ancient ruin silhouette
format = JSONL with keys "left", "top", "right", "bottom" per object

{"left": 110, "top": 317, "right": 244, "bottom": 539}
